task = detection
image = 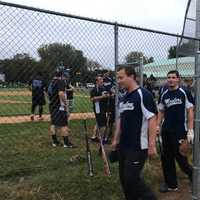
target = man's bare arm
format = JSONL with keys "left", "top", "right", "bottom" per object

{"left": 111, "top": 118, "right": 121, "bottom": 150}
{"left": 148, "top": 115, "right": 157, "bottom": 156}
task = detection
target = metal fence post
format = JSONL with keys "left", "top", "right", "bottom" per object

{"left": 139, "top": 56, "right": 144, "bottom": 87}
{"left": 192, "top": 0, "right": 200, "bottom": 199}
{"left": 114, "top": 23, "right": 119, "bottom": 120}
{"left": 175, "top": 35, "right": 179, "bottom": 71}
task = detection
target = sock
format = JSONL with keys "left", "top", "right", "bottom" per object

{"left": 63, "top": 136, "right": 69, "bottom": 145}
{"left": 39, "top": 106, "right": 43, "bottom": 117}
{"left": 52, "top": 134, "right": 58, "bottom": 144}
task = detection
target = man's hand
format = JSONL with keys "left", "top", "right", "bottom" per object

{"left": 148, "top": 145, "right": 157, "bottom": 157}
{"left": 156, "top": 126, "right": 160, "bottom": 135}
{"left": 111, "top": 139, "right": 119, "bottom": 151}
{"left": 187, "top": 129, "right": 194, "bottom": 143}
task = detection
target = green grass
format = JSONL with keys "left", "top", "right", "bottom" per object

{"left": 0, "top": 87, "right": 29, "bottom": 92}
{"left": 0, "top": 120, "right": 161, "bottom": 200}
{"left": 0, "top": 90, "right": 92, "bottom": 116}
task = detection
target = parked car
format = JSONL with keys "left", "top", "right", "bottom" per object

{"left": 86, "top": 83, "right": 95, "bottom": 88}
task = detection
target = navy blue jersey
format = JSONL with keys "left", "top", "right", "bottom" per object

{"left": 119, "top": 87, "right": 157, "bottom": 150}
{"left": 158, "top": 87, "right": 194, "bottom": 135}
{"left": 31, "top": 79, "right": 45, "bottom": 97}
{"left": 103, "top": 76, "right": 114, "bottom": 91}
{"left": 158, "top": 84, "right": 168, "bottom": 104}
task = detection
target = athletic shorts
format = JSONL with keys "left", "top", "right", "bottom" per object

{"left": 95, "top": 112, "right": 107, "bottom": 128}
{"left": 50, "top": 108, "right": 68, "bottom": 127}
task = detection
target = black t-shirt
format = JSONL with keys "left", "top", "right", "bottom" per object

{"left": 119, "top": 87, "right": 157, "bottom": 150}
{"left": 90, "top": 86, "right": 108, "bottom": 114}
{"left": 49, "top": 79, "right": 65, "bottom": 109}
{"left": 158, "top": 87, "right": 194, "bottom": 136}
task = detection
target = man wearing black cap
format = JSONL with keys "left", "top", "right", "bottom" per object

{"left": 48, "top": 67, "right": 75, "bottom": 148}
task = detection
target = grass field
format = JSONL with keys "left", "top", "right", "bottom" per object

{"left": 0, "top": 120, "right": 162, "bottom": 200}
{"left": 0, "top": 88, "right": 92, "bottom": 116}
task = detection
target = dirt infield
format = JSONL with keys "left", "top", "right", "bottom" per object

{"left": 0, "top": 91, "right": 89, "bottom": 98}
{"left": 0, "top": 100, "right": 31, "bottom": 104}
{"left": 0, "top": 112, "right": 94, "bottom": 124}
{"left": 0, "top": 91, "right": 31, "bottom": 96}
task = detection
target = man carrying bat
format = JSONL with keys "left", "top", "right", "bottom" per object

{"left": 112, "top": 66, "right": 157, "bottom": 200}
{"left": 90, "top": 75, "right": 111, "bottom": 176}
{"left": 90, "top": 75, "right": 110, "bottom": 142}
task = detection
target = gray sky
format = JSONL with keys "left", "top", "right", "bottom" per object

{"left": 5, "top": 0, "right": 188, "bottom": 34}
{"left": 0, "top": 0, "right": 191, "bottom": 70}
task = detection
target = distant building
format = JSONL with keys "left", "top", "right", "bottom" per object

{"left": 144, "top": 57, "right": 194, "bottom": 79}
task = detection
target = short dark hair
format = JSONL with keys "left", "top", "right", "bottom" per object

{"left": 95, "top": 75, "right": 103, "bottom": 82}
{"left": 167, "top": 70, "right": 180, "bottom": 78}
{"left": 117, "top": 66, "right": 136, "bottom": 80}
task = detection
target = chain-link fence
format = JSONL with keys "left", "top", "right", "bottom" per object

{"left": 0, "top": 1, "right": 199, "bottom": 200}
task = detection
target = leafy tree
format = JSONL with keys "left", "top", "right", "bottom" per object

{"left": 125, "top": 51, "right": 153, "bottom": 64}
{"left": 0, "top": 53, "right": 37, "bottom": 84}
{"left": 37, "top": 43, "right": 87, "bottom": 83}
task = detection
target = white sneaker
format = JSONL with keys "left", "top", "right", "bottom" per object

{"left": 64, "top": 142, "right": 75, "bottom": 148}
{"left": 52, "top": 143, "right": 57, "bottom": 147}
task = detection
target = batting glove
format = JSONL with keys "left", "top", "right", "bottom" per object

{"left": 187, "top": 129, "right": 194, "bottom": 143}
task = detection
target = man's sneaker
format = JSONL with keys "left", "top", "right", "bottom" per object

{"left": 38, "top": 117, "right": 44, "bottom": 121}
{"left": 30, "top": 115, "right": 34, "bottom": 121}
{"left": 64, "top": 142, "right": 76, "bottom": 148}
{"left": 52, "top": 143, "right": 57, "bottom": 147}
{"left": 90, "top": 137, "right": 99, "bottom": 143}
{"left": 159, "top": 183, "right": 178, "bottom": 193}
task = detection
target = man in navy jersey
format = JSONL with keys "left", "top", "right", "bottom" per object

{"left": 112, "top": 66, "right": 157, "bottom": 200}
{"left": 157, "top": 70, "right": 194, "bottom": 192}
{"left": 29, "top": 72, "right": 46, "bottom": 121}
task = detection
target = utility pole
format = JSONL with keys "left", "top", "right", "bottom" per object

{"left": 192, "top": 0, "right": 200, "bottom": 199}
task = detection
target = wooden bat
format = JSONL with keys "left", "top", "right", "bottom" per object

{"left": 83, "top": 119, "right": 94, "bottom": 177}
{"left": 97, "top": 128, "right": 111, "bottom": 176}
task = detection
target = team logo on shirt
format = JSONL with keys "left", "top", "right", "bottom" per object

{"left": 119, "top": 102, "right": 134, "bottom": 113}
{"left": 164, "top": 98, "right": 182, "bottom": 108}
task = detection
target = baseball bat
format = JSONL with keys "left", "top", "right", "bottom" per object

{"left": 83, "top": 119, "right": 94, "bottom": 177}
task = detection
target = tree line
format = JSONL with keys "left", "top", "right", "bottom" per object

{"left": 0, "top": 42, "right": 185, "bottom": 85}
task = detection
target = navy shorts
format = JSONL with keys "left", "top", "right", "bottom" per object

{"left": 50, "top": 109, "right": 68, "bottom": 127}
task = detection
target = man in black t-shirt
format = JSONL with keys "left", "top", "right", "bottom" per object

{"left": 48, "top": 69, "right": 75, "bottom": 148}
{"left": 103, "top": 73, "right": 116, "bottom": 143}
{"left": 157, "top": 70, "right": 194, "bottom": 192}
{"left": 29, "top": 72, "right": 46, "bottom": 121}
{"left": 90, "top": 75, "right": 110, "bottom": 141}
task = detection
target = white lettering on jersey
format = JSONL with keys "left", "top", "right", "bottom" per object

{"left": 119, "top": 102, "right": 134, "bottom": 113}
{"left": 164, "top": 98, "right": 182, "bottom": 108}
